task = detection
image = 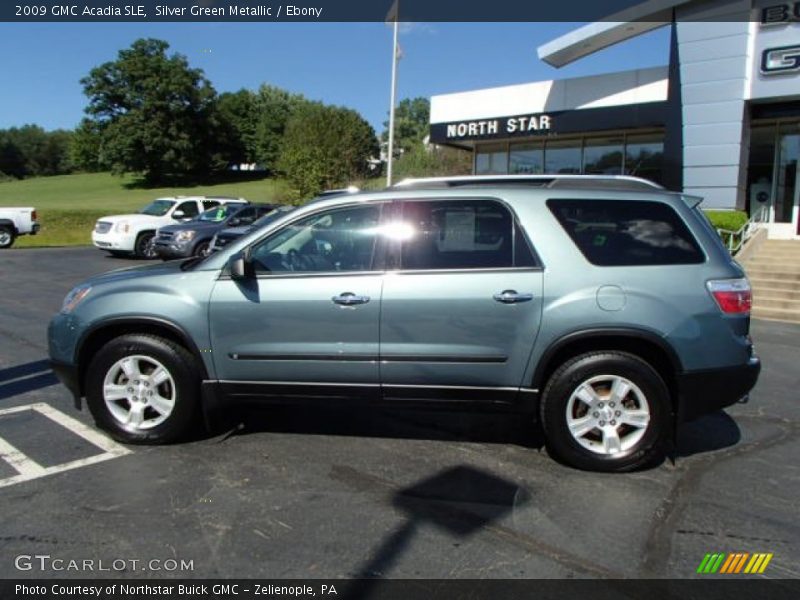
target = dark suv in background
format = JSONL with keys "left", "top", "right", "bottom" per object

{"left": 154, "top": 203, "right": 277, "bottom": 259}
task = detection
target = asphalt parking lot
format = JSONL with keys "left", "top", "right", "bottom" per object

{"left": 1, "top": 247, "right": 799, "bottom": 580}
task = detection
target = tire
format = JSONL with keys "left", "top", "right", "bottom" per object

{"left": 540, "top": 351, "right": 670, "bottom": 472}
{"left": 193, "top": 240, "right": 211, "bottom": 258}
{"left": 85, "top": 334, "right": 201, "bottom": 444}
{"left": 0, "top": 225, "right": 15, "bottom": 249}
{"left": 134, "top": 231, "right": 157, "bottom": 259}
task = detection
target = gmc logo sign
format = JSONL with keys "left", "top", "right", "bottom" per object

{"left": 761, "top": 2, "right": 800, "bottom": 24}
{"left": 761, "top": 45, "right": 800, "bottom": 74}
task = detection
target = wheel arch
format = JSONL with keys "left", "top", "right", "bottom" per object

{"left": 0, "top": 218, "right": 18, "bottom": 235}
{"left": 76, "top": 317, "right": 209, "bottom": 396}
{"left": 531, "top": 328, "right": 683, "bottom": 414}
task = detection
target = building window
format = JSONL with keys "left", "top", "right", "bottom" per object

{"left": 509, "top": 142, "right": 544, "bottom": 174}
{"left": 625, "top": 134, "right": 664, "bottom": 185}
{"left": 544, "top": 140, "right": 581, "bottom": 174}
{"left": 475, "top": 144, "right": 508, "bottom": 174}
{"left": 583, "top": 137, "right": 624, "bottom": 175}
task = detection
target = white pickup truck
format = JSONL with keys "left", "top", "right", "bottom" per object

{"left": 0, "top": 207, "right": 40, "bottom": 248}
{"left": 92, "top": 196, "right": 247, "bottom": 258}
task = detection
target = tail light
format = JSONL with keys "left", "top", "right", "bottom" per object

{"left": 31, "top": 210, "right": 37, "bottom": 221}
{"left": 706, "top": 278, "right": 751, "bottom": 315}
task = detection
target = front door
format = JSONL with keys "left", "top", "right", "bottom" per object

{"left": 379, "top": 198, "right": 544, "bottom": 404}
{"left": 209, "top": 203, "right": 387, "bottom": 400}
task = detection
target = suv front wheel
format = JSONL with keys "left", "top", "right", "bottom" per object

{"left": 85, "top": 334, "right": 200, "bottom": 444}
{"left": 540, "top": 351, "right": 670, "bottom": 472}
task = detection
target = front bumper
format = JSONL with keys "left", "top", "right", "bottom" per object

{"left": 50, "top": 359, "right": 81, "bottom": 407}
{"left": 92, "top": 230, "right": 136, "bottom": 252}
{"left": 677, "top": 356, "right": 761, "bottom": 422}
{"left": 154, "top": 241, "right": 194, "bottom": 260}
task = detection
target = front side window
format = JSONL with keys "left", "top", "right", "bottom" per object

{"left": 249, "top": 204, "right": 382, "bottom": 274}
{"left": 548, "top": 199, "right": 704, "bottom": 266}
{"left": 399, "top": 199, "right": 534, "bottom": 270}
{"left": 175, "top": 201, "right": 200, "bottom": 219}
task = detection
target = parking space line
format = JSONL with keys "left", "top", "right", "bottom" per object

{"left": 0, "top": 436, "right": 46, "bottom": 477}
{"left": 0, "top": 402, "right": 132, "bottom": 489}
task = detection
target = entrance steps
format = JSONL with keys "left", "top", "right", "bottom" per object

{"left": 742, "top": 240, "right": 800, "bottom": 323}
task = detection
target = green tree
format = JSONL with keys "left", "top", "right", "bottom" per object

{"left": 80, "top": 38, "right": 218, "bottom": 183}
{"left": 70, "top": 119, "right": 106, "bottom": 172}
{"left": 382, "top": 97, "right": 430, "bottom": 155}
{"left": 254, "top": 84, "right": 308, "bottom": 173}
{"left": 215, "top": 89, "right": 259, "bottom": 166}
{"left": 279, "top": 103, "right": 378, "bottom": 198}
{"left": 0, "top": 125, "right": 74, "bottom": 178}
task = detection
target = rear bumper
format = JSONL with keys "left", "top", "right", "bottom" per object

{"left": 677, "top": 357, "right": 761, "bottom": 422}
{"left": 31, "top": 222, "right": 40, "bottom": 235}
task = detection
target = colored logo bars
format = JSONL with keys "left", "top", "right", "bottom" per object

{"left": 697, "top": 552, "right": 773, "bottom": 574}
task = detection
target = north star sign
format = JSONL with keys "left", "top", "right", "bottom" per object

{"left": 445, "top": 114, "right": 553, "bottom": 139}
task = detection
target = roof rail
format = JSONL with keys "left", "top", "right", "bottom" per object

{"left": 392, "top": 174, "right": 664, "bottom": 192}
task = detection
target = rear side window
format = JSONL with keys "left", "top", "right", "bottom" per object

{"left": 399, "top": 199, "right": 536, "bottom": 270}
{"left": 547, "top": 199, "right": 704, "bottom": 266}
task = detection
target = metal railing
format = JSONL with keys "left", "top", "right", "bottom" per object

{"left": 716, "top": 206, "right": 768, "bottom": 255}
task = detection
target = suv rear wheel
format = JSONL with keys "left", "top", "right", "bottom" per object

{"left": 85, "top": 334, "right": 200, "bottom": 444}
{"left": 540, "top": 351, "right": 670, "bottom": 472}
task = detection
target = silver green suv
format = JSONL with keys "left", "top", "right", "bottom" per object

{"left": 49, "top": 175, "right": 760, "bottom": 471}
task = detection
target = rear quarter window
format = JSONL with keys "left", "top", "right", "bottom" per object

{"left": 547, "top": 198, "right": 704, "bottom": 266}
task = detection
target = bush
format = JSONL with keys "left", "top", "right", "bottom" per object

{"left": 704, "top": 210, "right": 748, "bottom": 232}
{"left": 392, "top": 145, "right": 472, "bottom": 180}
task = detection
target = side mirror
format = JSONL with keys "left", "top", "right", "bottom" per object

{"left": 173, "top": 210, "right": 185, "bottom": 219}
{"left": 228, "top": 217, "right": 241, "bottom": 227}
{"left": 229, "top": 250, "right": 253, "bottom": 281}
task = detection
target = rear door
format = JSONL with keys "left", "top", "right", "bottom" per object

{"left": 379, "top": 197, "right": 544, "bottom": 403}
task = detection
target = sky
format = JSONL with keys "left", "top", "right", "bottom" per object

{"left": 0, "top": 22, "right": 670, "bottom": 134}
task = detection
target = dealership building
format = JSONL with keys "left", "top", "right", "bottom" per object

{"left": 428, "top": 0, "right": 800, "bottom": 238}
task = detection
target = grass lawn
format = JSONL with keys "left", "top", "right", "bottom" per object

{"left": 0, "top": 172, "right": 292, "bottom": 247}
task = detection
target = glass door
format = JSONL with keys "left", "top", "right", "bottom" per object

{"left": 774, "top": 133, "right": 799, "bottom": 231}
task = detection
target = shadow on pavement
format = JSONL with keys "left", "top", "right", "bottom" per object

{"left": 345, "top": 465, "right": 528, "bottom": 593}
{"left": 675, "top": 410, "right": 741, "bottom": 457}
{"left": 0, "top": 359, "right": 58, "bottom": 401}
{"left": 230, "top": 404, "right": 544, "bottom": 450}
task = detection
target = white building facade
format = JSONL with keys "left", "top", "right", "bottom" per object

{"left": 428, "top": 0, "right": 800, "bottom": 238}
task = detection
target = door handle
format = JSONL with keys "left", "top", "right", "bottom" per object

{"left": 332, "top": 292, "right": 370, "bottom": 306}
{"left": 493, "top": 290, "right": 534, "bottom": 304}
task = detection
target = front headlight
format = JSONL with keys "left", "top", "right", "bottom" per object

{"left": 175, "top": 230, "right": 196, "bottom": 243}
{"left": 61, "top": 285, "right": 91, "bottom": 314}
{"left": 115, "top": 221, "right": 130, "bottom": 233}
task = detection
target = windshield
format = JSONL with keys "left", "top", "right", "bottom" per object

{"left": 140, "top": 199, "right": 175, "bottom": 216}
{"left": 198, "top": 204, "right": 237, "bottom": 223}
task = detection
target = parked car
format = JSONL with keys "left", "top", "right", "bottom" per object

{"left": 154, "top": 203, "right": 277, "bottom": 260}
{"left": 49, "top": 175, "right": 760, "bottom": 472}
{"left": 92, "top": 196, "right": 248, "bottom": 259}
{"left": 210, "top": 205, "right": 295, "bottom": 253}
{"left": 0, "top": 206, "right": 39, "bottom": 248}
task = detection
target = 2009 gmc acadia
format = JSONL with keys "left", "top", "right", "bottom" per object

{"left": 49, "top": 175, "right": 760, "bottom": 471}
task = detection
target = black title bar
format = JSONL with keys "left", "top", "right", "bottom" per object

{"left": 2, "top": 0, "right": 766, "bottom": 22}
